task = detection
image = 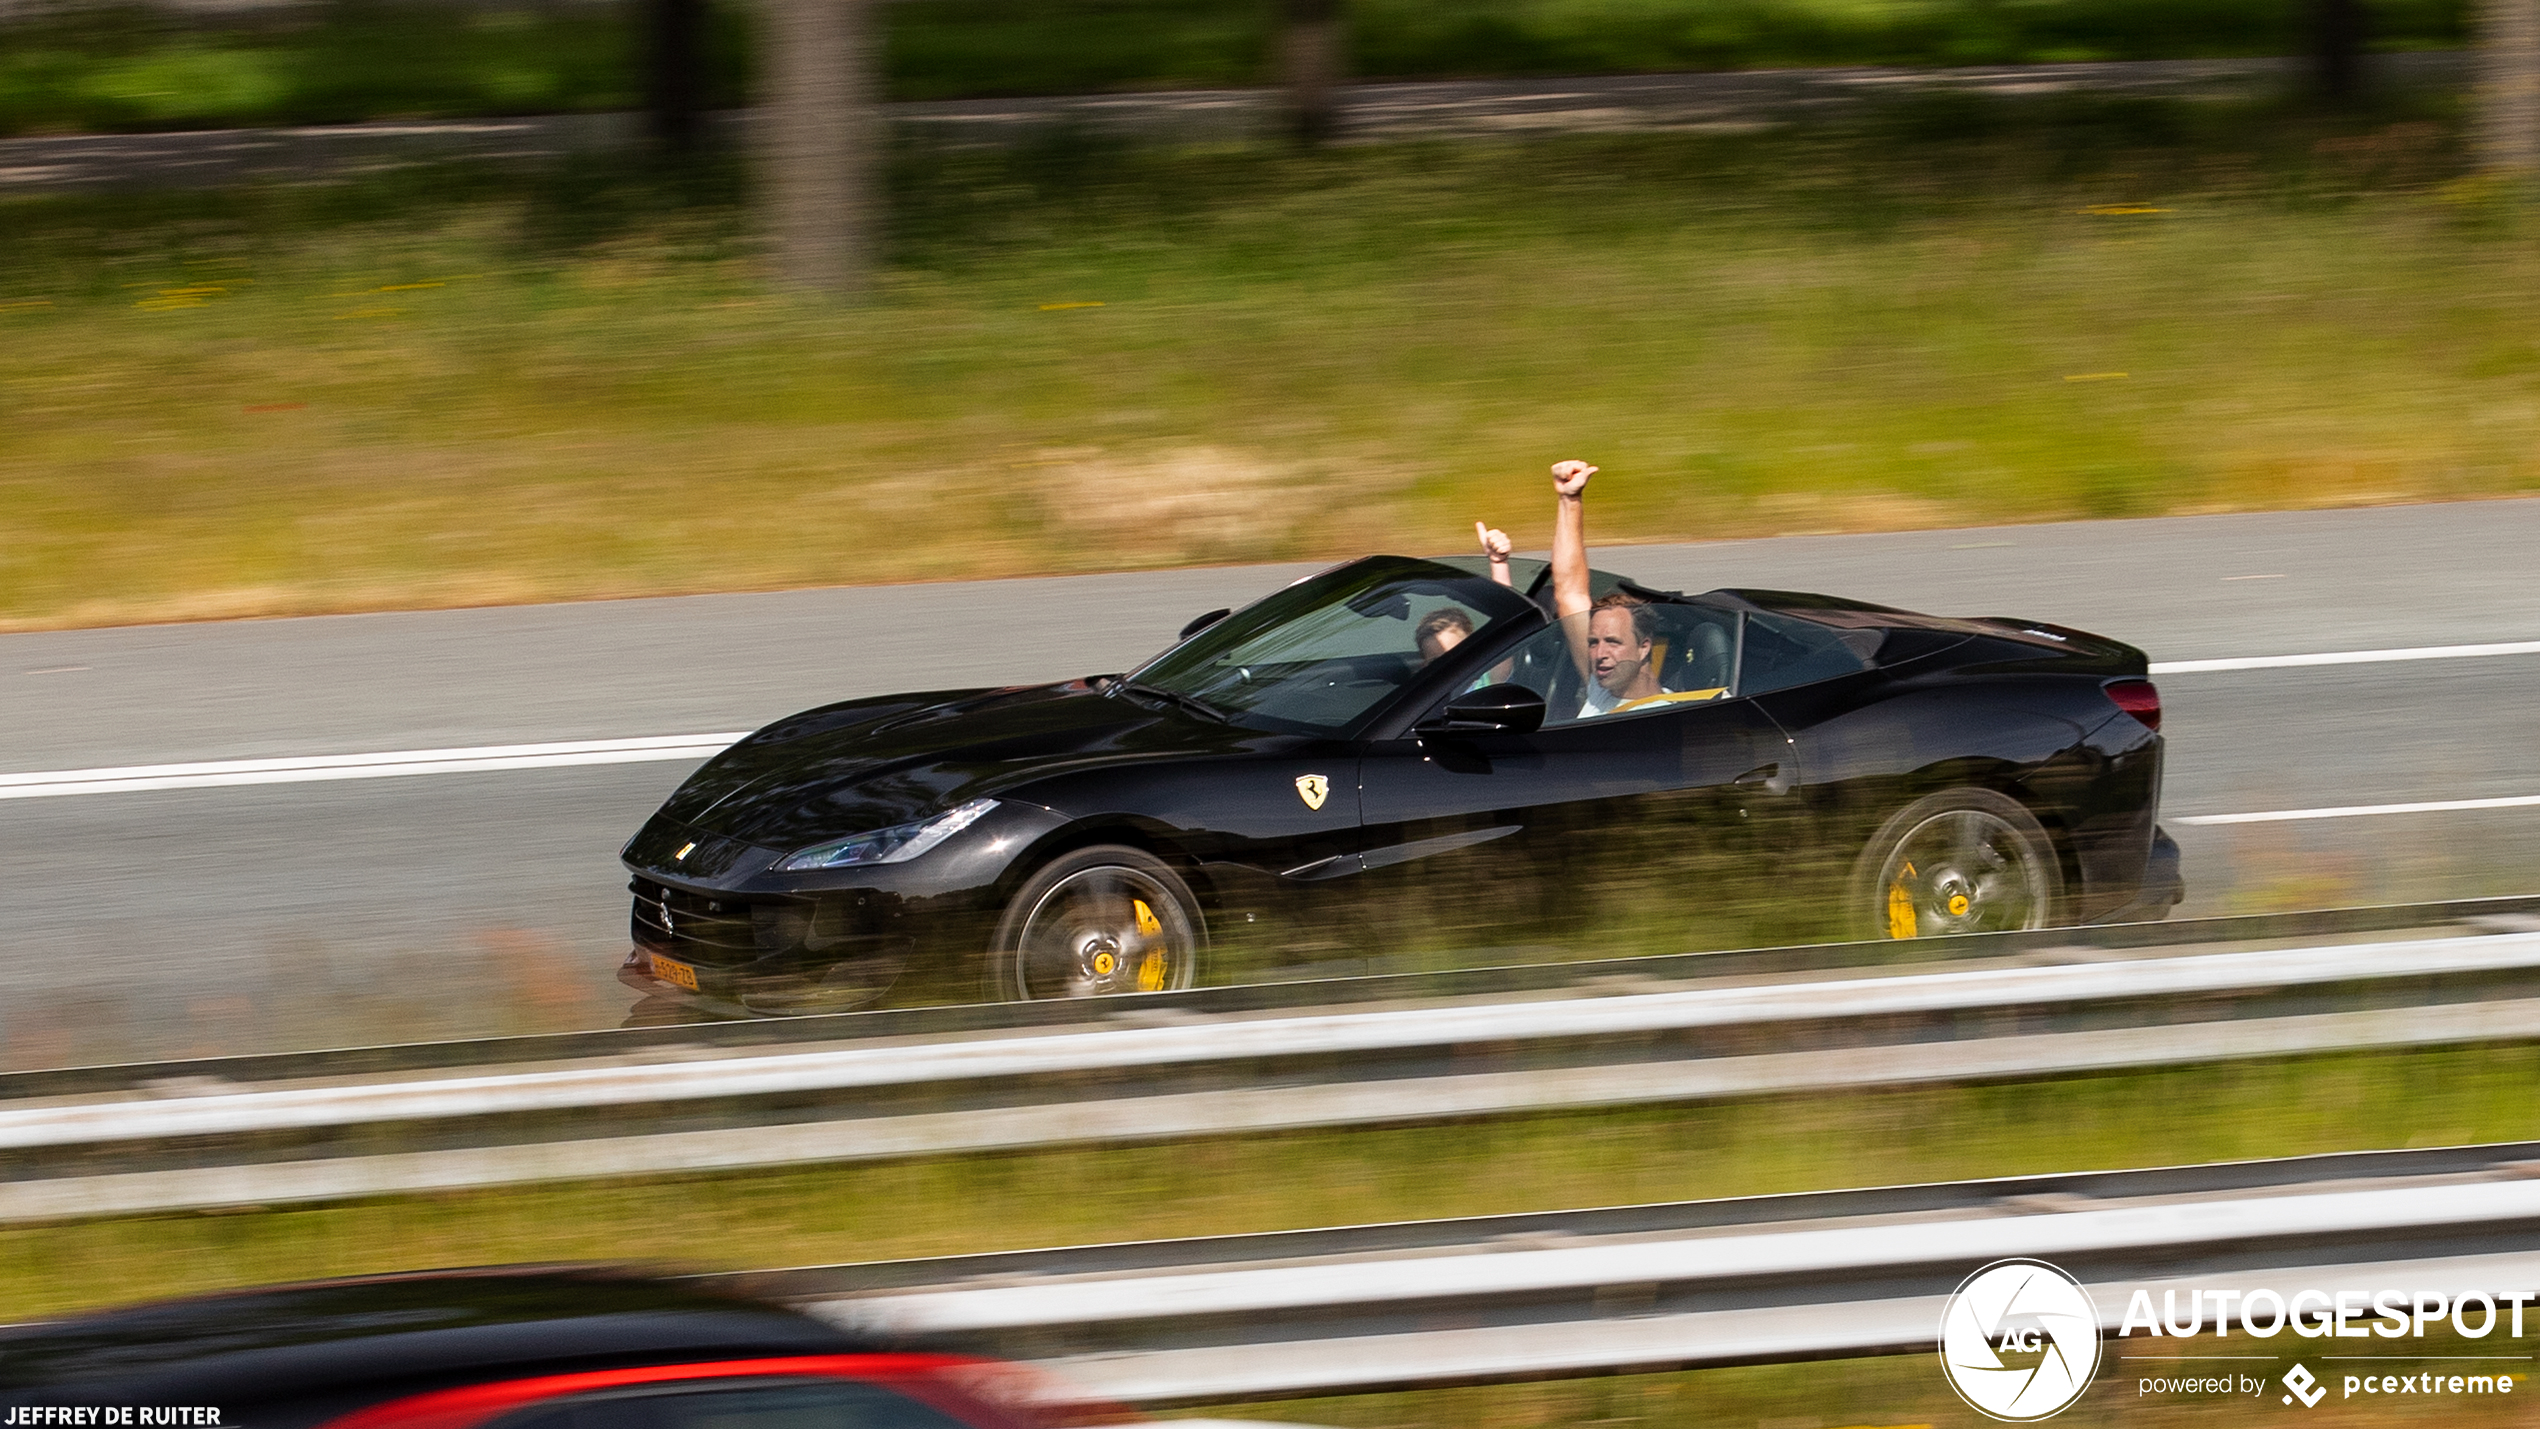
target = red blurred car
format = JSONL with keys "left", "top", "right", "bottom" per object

{"left": 0, "top": 1268, "right": 1213, "bottom": 1429}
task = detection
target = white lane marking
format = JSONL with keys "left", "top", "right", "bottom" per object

{"left": 2179, "top": 795, "right": 2540, "bottom": 826}
{"left": 0, "top": 734, "right": 746, "bottom": 801}
{"left": 2150, "top": 640, "right": 2540, "bottom": 674}
{"left": 6, "top": 638, "right": 2537, "bottom": 802}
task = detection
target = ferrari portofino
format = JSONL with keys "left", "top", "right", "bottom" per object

{"left": 620, "top": 555, "right": 2179, "bottom": 1012}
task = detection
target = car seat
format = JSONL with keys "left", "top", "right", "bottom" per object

{"left": 1659, "top": 615, "right": 1735, "bottom": 695}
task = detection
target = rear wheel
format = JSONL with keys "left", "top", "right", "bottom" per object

{"left": 988, "top": 845, "right": 1205, "bottom": 1001}
{"left": 1850, "top": 788, "right": 2063, "bottom": 940}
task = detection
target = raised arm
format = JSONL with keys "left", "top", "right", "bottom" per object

{"left": 1475, "top": 520, "right": 1514, "bottom": 587}
{"left": 1550, "top": 460, "right": 1596, "bottom": 618}
{"left": 1550, "top": 459, "right": 1597, "bottom": 682}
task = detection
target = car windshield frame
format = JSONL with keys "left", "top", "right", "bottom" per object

{"left": 1126, "top": 556, "right": 1545, "bottom": 736}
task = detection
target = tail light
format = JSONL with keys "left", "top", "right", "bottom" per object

{"left": 2104, "top": 678, "right": 2161, "bottom": 732}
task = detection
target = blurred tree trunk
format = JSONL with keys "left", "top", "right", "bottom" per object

{"left": 2308, "top": 0, "right": 2366, "bottom": 104}
{"left": 2479, "top": 0, "right": 2540, "bottom": 172}
{"left": 647, "top": 0, "right": 704, "bottom": 152}
{"left": 766, "top": 0, "right": 874, "bottom": 293}
{"left": 1281, "top": 0, "right": 1345, "bottom": 146}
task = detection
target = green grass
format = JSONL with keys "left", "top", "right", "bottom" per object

{"left": 0, "top": 1, "right": 746, "bottom": 136}
{"left": 3, "top": 99, "right": 2534, "bottom": 630}
{"left": 1345, "top": 0, "right": 2467, "bottom": 77}
{"left": 7, "top": 1041, "right": 2540, "bottom": 1424}
{"left": 0, "top": 0, "right": 2479, "bottom": 136}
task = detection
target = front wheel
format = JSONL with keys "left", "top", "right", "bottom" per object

{"left": 988, "top": 845, "right": 1205, "bottom": 1001}
{"left": 1849, "top": 788, "right": 2064, "bottom": 940}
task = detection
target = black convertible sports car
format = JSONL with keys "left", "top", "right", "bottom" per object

{"left": 620, "top": 554, "right": 2180, "bottom": 1013}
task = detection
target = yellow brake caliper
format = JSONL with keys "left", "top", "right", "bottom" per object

{"left": 1886, "top": 861, "right": 1919, "bottom": 940}
{"left": 1133, "top": 899, "right": 1169, "bottom": 991}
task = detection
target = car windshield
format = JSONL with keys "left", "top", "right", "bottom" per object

{"left": 1129, "top": 556, "right": 1542, "bottom": 734}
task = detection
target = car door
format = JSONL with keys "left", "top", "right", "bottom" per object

{"left": 1739, "top": 610, "right": 2085, "bottom": 834}
{"left": 1349, "top": 605, "right": 1795, "bottom": 963}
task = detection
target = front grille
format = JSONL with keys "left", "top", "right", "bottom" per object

{"left": 630, "top": 879, "right": 909, "bottom": 976}
{"left": 630, "top": 877, "right": 769, "bottom": 969}
{"left": 622, "top": 815, "right": 766, "bottom": 880}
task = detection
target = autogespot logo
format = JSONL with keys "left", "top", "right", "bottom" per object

{"left": 1940, "top": 1259, "right": 2104, "bottom": 1421}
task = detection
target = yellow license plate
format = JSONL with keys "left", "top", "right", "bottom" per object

{"left": 649, "top": 953, "right": 700, "bottom": 991}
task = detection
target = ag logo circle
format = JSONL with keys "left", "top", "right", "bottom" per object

{"left": 1938, "top": 1258, "right": 2102, "bottom": 1421}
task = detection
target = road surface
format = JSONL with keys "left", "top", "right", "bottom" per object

{"left": 5, "top": 497, "right": 2536, "bottom": 1064}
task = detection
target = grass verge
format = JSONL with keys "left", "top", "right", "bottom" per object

{"left": 8, "top": 1041, "right": 2540, "bottom": 1328}
{"left": 2, "top": 96, "right": 2535, "bottom": 630}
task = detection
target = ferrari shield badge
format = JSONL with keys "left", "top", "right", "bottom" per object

{"left": 1294, "top": 773, "right": 1330, "bottom": 811}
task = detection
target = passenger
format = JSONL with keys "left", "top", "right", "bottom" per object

{"left": 1414, "top": 608, "right": 1474, "bottom": 665}
{"left": 1549, "top": 459, "right": 1667, "bottom": 718}
{"left": 1415, "top": 520, "right": 1520, "bottom": 665}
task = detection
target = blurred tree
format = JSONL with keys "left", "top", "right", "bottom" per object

{"left": 647, "top": 0, "right": 704, "bottom": 152}
{"left": 2480, "top": 0, "right": 2540, "bottom": 171}
{"left": 2309, "top": 0, "right": 2366, "bottom": 103}
{"left": 1283, "top": 0, "right": 1344, "bottom": 145}
{"left": 768, "top": 0, "right": 874, "bottom": 292}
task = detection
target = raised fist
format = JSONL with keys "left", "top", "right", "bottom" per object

{"left": 1551, "top": 460, "right": 1597, "bottom": 497}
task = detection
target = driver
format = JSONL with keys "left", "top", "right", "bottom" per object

{"left": 1579, "top": 594, "right": 1665, "bottom": 715}
{"left": 1550, "top": 459, "right": 1668, "bottom": 718}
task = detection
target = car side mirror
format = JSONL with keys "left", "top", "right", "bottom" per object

{"left": 1418, "top": 683, "right": 1545, "bottom": 737}
{"left": 1178, "top": 607, "right": 1231, "bottom": 640}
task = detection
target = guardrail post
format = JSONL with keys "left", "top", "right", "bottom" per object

{"left": 766, "top": 0, "right": 874, "bottom": 293}
{"left": 2480, "top": 0, "right": 2540, "bottom": 175}
{"left": 1281, "top": 0, "right": 1345, "bottom": 146}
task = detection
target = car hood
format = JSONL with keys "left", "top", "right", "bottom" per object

{"left": 656, "top": 679, "right": 1204, "bottom": 851}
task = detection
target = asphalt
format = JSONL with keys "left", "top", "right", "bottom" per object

{"left": 6, "top": 497, "right": 2538, "bottom": 1062}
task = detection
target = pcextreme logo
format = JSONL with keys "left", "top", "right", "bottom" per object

{"left": 1939, "top": 1259, "right": 2103, "bottom": 1421}
{"left": 2283, "top": 1363, "right": 2326, "bottom": 1407}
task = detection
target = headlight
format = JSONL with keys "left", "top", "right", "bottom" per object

{"left": 777, "top": 798, "right": 1000, "bottom": 871}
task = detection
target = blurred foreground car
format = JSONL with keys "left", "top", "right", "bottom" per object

{"left": 0, "top": 1267, "right": 1306, "bottom": 1429}
{"left": 621, "top": 555, "right": 2180, "bottom": 1013}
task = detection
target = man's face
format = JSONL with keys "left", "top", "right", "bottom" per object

{"left": 1417, "top": 625, "right": 1467, "bottom": 665}
{"left": 1587, "top": 609, "right": 1650, "bottom": 693}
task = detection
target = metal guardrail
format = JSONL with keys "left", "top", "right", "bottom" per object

{"left": 4, "top": 899, "right": 2539, "bottom": 1222}
{"left": 733, "top": 1141, "right": 2540, "bottom": 1407}
{"left": 14, "top": 895, "right": 2540, "bottom": 1099}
